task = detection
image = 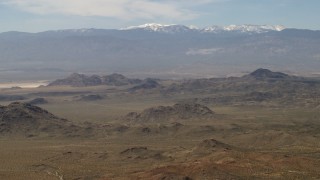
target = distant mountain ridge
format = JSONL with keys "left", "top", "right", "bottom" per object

{"left": 48, "top": 68, "right": 298, "bottom": 90}
{"left": 120, "top": 23, "right": 286, "bottom": 34}
{"left": 1, "top": 25, "right": 320, "bottom": 80}
{"left": 48, "top": 73, "right": 142, "bottom": 87}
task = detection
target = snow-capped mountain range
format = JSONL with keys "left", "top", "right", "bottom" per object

{"left": 121, "top": 23, "right": 286, "bottom": 34}
{"left": 2, "top": 23, "right": 319, "bottom": 81}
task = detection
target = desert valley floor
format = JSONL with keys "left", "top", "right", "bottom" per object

{"left": 0, "top": 69, "right": 320, "bottom": 180}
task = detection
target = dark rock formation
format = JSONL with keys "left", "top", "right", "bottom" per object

{"left": 247, "top": 68, "right": 290, "bottom": 79}
{"left": 120, "top": 147, "right": 165, "bottom": 160}
{"left": 48, "top": 73, "right": 141, "bottom": 87}
{"left": 124, "top": 103, "right": 215, "bottom": 122}
{"left": 192, "top": 139, "right": 232, "bottom": 154}
{"left": 129, "top": 78, "right": 161, "bottom": 92}
{"left": 197, "top": 139, "right": 231, "bottom": 150}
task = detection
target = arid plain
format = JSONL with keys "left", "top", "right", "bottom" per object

{"left": 0, "top": 69, "right": 319, "bottom": 180}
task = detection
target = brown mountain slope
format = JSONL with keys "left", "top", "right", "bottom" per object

{"left": 0, "top": 102, "right": 80, "bottom": 137}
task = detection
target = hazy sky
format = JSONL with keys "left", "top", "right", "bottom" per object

{"left": 0, "top": 0, "right": 319, "bottom": 32}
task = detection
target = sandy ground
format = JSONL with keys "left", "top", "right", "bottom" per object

{"left": 0, "top": 81, "right": 48, "bottom": 89}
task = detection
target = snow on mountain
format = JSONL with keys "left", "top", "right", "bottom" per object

{"left": 43, "top": 24, "right": 286, "bottom": 34}
{"left": 203, "top": 24, "right": 285, "bottom": 33}
{"left": 121, "top": 23, "right": 286, "bottom": 34}
{"left": 222, "top": 24, "right": 286, "bottom": 33}
{"left": 202, "top": 25, "right": 223, "bottom": 32}
{"left": 45, "top": 28, "right": 96, "bottom": 33}
{"left": 121, "top": 23, "right": 197, "bottom": 33}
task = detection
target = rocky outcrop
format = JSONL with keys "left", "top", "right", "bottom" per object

{"left": 124, "top": 103, "right": 215, "bottom": 122}
{"left": 195, "top": 139, "right": 231, "bottom": 151}
{"left": 129, "top": 78, "right": 160, "bottom": 92}
{"left": 120, "top": 147, "right": 165, "bottom": 160}
{"left": 247, "top": 68, "right": 290, "bottom": 79}
{"left": 0, "top": 102, "right": 76, "bottom": 137}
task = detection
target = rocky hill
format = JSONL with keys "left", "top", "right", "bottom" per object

{"left": 48, "top": 73, "right": 102, "bottom": 86}
{"left": 120, "top": 147, "right": 166, "bottom": 160}
{"left": 48, "top": 73, "right": 142, "bottom": 87}
{"left": 129, "top": 78, "right": 161, "bottom": 92}
{"left": 0, "top": 102, "right": 78, "bottom": 137}
{"left": 124, "top": 103, "right": 215, "bottom": 122}
{"left": 164, "top": 69, "right": 320, "bottom": 107}
{"left": 28, "top": 98, "right": 48, "bottom": 105}
{"left": 166, "top": 68, "right": 307, "bottom": 92}
{"left": 245, "top": 68, "right": 290, "bottom": 79}
{"left": 102, "top": 73, "right": 142, "bottom": 86}
{"left": 192, "top": 139, "right": 232, "bottom": 155}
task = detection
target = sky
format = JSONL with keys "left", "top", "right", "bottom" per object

{"left": 0, "top": 0, "right": 319, "bottom": 32}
